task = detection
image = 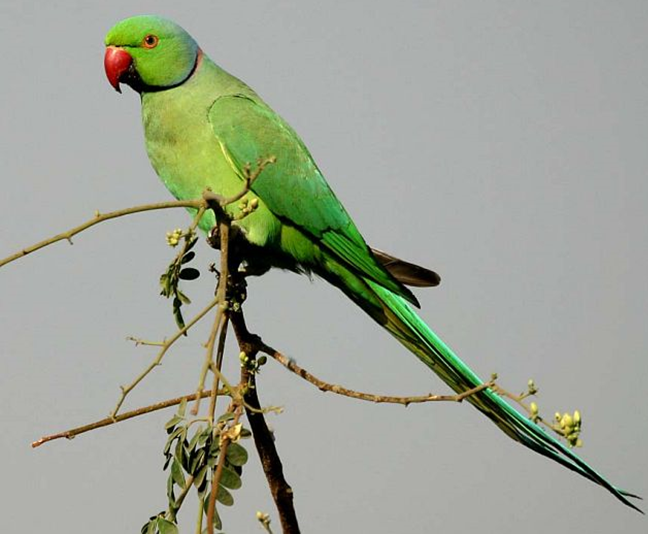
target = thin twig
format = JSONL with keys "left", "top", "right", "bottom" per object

{"left": 167, "top": 474, "right": 195, "bottom": 522}
{"left": 31, "top": 389, "right": 224, "bottom": 448}
{"left": 260, "top": 342, "right": 496, "bottom": 406}
{"left": 0, "top": 199, "right": 203, "bottom": 269}
{"left": 202, "top": 155, "right": 276, "bottom": 209}
{"left": 195, "top": 497, "right": 204, "bottom": 534}
{"left": 127, "top": 337, "right": 166, "bottom": 347}
{"left": 170, "top": 203, "right": 207, "bottom": 263}
{"left": 111, "top": 296, "right": 220, "bottom": 418}
{"left": 191, "top": 309, "right": 226, "bottom": 416}
{"left": 208, "top": 316, "right": 229, "bottom": 422}
{"left": 203, "top": 202, "right": 236, "bottom": 534}
{"left": 192, "top": 215, "right": 232, "bottom": 415}
{"left": 491, "top": 384, "right": 566, "bottom": 437}
{"left": 205, "top": 403, "right": 244, "bottom": 534}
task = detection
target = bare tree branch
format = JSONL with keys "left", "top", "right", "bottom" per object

{"left": 231, "top": 309, "right": 301, "bottom": 534}
{"left": 0, "top": 199, "right": 203, "bottom": 269}
{"left": 257, "top": 341, "right": 496, "bottom": 406}
{"left": 31, "top": 389, "right": 224, "bottom": 448}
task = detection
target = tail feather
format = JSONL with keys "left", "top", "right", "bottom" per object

{"left": 364, "top": 280, "right": 642, "bottom": 513}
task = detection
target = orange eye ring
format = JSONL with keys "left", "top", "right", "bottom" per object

{"left": 142, "top": 34, "right": 159, "bottom": 49}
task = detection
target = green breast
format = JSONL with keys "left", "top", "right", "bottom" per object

{"left": 140, "top": 57, "right": 280, "bottom": 243}
{"left": 142, "top": 59, "right": 237, "bottom": 204}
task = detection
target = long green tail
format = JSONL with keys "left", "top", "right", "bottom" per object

{"left": 342, "top": 272, "right": 641, "bottom": 512}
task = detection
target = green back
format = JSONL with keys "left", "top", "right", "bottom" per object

{"left": 208, "top": 94, "right": 417, "bottom": 304}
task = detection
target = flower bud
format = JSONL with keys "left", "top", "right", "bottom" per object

{"left": 561, "top": 413, "right": 574, "bottom": 429}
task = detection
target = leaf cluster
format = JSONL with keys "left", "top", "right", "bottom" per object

{"left": 160, "top": 232, "right": 201, "bottom": 330}
{"left": 141, "top": 400, "right": 249, "bottom": 534}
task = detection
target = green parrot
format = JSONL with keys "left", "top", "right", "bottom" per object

{"left": 104, "top": 15, "right": 640, "bottom": 511}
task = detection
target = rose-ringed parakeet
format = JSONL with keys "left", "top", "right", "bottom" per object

{"left": 103, "top": 15, "right": 640, "bottom": 511}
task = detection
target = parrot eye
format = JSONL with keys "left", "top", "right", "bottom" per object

{"left": 142, "top": 34, "right": 159, "bottom": 49}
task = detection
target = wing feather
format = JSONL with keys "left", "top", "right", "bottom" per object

{"left": 208, "top": 94, "right": 417, "bottom": 304}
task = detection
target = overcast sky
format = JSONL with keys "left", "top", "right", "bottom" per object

{"left": 1, "top": 1, "right": 647, "bottom": 533}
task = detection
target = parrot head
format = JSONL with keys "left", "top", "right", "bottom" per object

{"left": 104, "top": 15, "right": 199, "bottom": 93}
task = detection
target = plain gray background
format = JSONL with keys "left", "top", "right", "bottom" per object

{"left": 1, "top": 1, "right": 647, "bottom": 532}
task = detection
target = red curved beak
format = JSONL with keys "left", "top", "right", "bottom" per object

{"left": 104, "top": 46, "right": 132, "bottom": 93}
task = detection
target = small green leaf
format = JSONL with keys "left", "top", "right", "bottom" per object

{"left": 181, "top": 251, "right": 196, "bottom": 264}
{"left": 177, "top": 398, "right": 188, "bottom": 417}
{"left": 203, "top": 496, "right": 223, "bottom": 529}
{"left": 156, "top": 517, "right": 179, "bottom": 534}
{"left": 226, "top": 443, "right": 248, "bottom": 466}
{"left": 180, "top": 446, "right": 191, "bottom": 472}
{"left": 165, "top": 415, "right": 184, "bottom": 431}
{"left": 189, "top": 447, "right": 206, "bottom": 475}
{"left": 219, "top": 465, "right": 242, "bottom": 490}
{"left": 208, "top": 435, "right": 220, "bottom": 459}
{"left": 174, "top": 435, "right": 185, "bottom": 458}
{"left": 217, "top": 412, "right": 235, "bottom": 424}
{"left": 188, "top": 426, "right": 204, "bottom": 451}
{"left": 194, "top": 465, "right": 208, "bottom": 489}
{"left": 163, "top": 454, "right": 173, "bottom": 471}
{"left": 216, "top": 484, "right": 234, "bottom": 506}
{"left": 159, "top": 273, "right": 169, "bottom": 296}
{"left": 166, "top": 426, "right": 185, "bottom": 446}
{"left": 179, "top": 268, "right": 200, "bottom": 281}
{"left": 140, "top": 518, "right": 156, "bottom": 534}
{"left": 177, "top": 290, "right": 192, "bottom": 305}
{"left": 172, "top": 298, "right": 186, "bottom": 330}
{"left": 166, "top": 473, "right": 175, "bottom": 503}
{"left": 185, "top": 236, "right": 198, "bottom": 253}
{"left": 197, "top": 427, "right": 212, "bottom": 447}
{"left": 171, "top": 459, "right": 186, "bottom": 488}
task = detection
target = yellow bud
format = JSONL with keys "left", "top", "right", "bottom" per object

{"left": 530, "top": 402, "right": 538, "bottom": 415}
{"left": 554, "top": 412, "right": 561, "bottom": 421}
{"left": 573, "top": 410, "right": 581, "bottom": 425}
{"left": 250, "top": 198, "right": 259, "bottom": 210}
{"left": 165, "top": 229, "right": 181, "bottom": 247}
{"left": 239, "top": 351, "right": 247, "bottom": 363}
{"left": 562, "top": 413, "right": 574, "bottom": 429}
{"left": 256, "top": 511, "right": 270, "bottom": 525}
